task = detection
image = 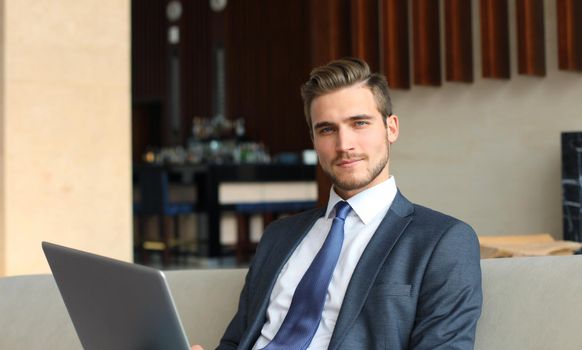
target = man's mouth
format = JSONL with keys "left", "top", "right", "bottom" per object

{"left": 335, "top": 157, "right": 364, "bottom": 167}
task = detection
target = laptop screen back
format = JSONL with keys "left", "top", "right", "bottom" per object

{"left": 42, "top": 241, "right": 190, "bottom": 350}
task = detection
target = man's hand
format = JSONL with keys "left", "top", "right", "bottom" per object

{"left": 191, "top": 345, "right": 204, "bottom": 350}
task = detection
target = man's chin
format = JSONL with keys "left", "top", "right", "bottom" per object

{"left": 331, "top": 176, "right": 371, "bottom": 193}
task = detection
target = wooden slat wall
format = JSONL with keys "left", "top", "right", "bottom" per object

{"left": 557, "top": 0, "right": 582, "bottom": 71}
{"left": 480, "top": 0, "right": 510, "bottom": 79}
{"left": 180, "top": 0, "right": 214, "bottom": 141}
{"left": 131, "top": 0, "right": 169, "bottom": 156}
{"left": 132, "top": 0, "right": 213, "bottom": 147}
{"left": 225, "top": 1, "right": 312, "bottom": 156}
{"left": 380, "top": 0, "right": 410, "bottom": 89}
{"left": 445, "top": 0, "right": 474, "bottom": 82}
{"left": 131, "top": 0, "right": 167, "bottom": 101}
{"left": 516, "top": 0, "right": 546, "bottom": 76}
{"left": 350, "top": 0, "right": 380, "bottom": 71}
{"left": 412, "top": 0, "right": 441, "bottom": 86}
{"left": 309, "top": 0, "right": 351, "bottom": 67}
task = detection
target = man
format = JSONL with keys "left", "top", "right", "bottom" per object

{"left": 194, "top": 57, "right": 482, "bottom": 350}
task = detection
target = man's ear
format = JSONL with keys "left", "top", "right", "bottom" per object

{"left": 386, "top": 114, "right": 399, "bottom": 144}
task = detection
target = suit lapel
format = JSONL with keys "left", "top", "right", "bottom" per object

{"left": 243, "top": 208, "right": 325, "bottom": 346}
{"left": 328, "top": 191, "right": 414, "bottom": 350}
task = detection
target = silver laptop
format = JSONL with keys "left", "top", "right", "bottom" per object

{"left": 42, "top": 241, "right": 191, "bottom": 350}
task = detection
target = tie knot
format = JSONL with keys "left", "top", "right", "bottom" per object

{"left": 334, "top": 201, "right": 351, "bottom": 220}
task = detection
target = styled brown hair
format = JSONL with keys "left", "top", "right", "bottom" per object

{"left": 300, "top": 57, "right": 392, "bottom": 135}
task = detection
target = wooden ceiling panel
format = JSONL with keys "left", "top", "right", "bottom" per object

{"left": 380, "top": 0, "right": 410, "bottom": 89}
{"left": 517, "top": 0, "right": 546, "bottom": 76}
{"left": 412, "top": 0, "right": 442, "bottom": 86}
{"left": 445, "top": 0, "right": 474, "bottom": 82}
{"left": 480, "top": 0, "right": 510, "bottom": 79}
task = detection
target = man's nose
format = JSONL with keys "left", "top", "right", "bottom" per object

{"left": 336, "top": 128, "right": 355, "bottom": 152}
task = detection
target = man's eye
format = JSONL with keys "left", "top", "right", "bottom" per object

{"left": 319, "top": 127, "right": 334, "bottom": 134}
{"left": 354, "top": 121, "right": 369, "bottom": 127}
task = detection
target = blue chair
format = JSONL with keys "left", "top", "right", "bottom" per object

{"left": 133, "top": 167, "right": 196, "bottom": 265}
{"left": 234, "top": 200, "right": 317, "bottom": 262}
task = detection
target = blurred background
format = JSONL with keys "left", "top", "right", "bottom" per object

{"left": 1, "top": 0, "right": 581, "bottom": 275}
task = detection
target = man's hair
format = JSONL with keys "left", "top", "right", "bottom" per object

{"left": 300, "top": 57, "right": 392, "bottom": 135}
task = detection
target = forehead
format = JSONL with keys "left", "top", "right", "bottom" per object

{"left": 310, "top": 85, "right": 380, "bottom": 122}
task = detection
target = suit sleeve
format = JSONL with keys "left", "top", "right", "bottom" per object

{"left": 409, "top": 221, "right": 483, "bottom": 350}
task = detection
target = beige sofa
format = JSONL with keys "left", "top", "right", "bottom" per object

{"left": 2, "top": 255, "right": 582, "bottom": 349}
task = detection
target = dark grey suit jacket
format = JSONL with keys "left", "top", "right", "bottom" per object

{"left": 218, "top": 192, "right": 482, "bottom": 349}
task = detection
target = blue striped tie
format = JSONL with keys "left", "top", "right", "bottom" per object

{"left": 262, "top": 201, "right": 352, "bottom": 350}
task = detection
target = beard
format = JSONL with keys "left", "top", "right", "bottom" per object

{"left": 324, "top": 143, "right": 390, "bottom": 193}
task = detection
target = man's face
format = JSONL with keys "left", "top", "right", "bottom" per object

{"left": 310, "top": 84, "right": 399, "bottom": 199}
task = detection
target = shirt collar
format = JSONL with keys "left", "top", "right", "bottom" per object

{"left": 325, "top": 176, "right": 398, "bottom": 225}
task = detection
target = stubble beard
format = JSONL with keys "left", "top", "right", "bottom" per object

{"left": 326, "top": 143, "right": 390, "bottom": 193}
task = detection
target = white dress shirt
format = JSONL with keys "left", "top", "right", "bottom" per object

{"left": 252, "top": 177, "right": 398, "bottom": 350}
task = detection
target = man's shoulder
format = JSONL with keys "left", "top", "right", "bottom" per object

{"left": 393, "top": 191, "right": 467, "bottom": 228}
{"left": 407, "top": 202, "right": 478, "bottom": 247}
{"left": 395, "top": 195, "right": 477, "bottom": 241}
{"left": 270, "top": 207, "right": 324, "bottom": 227}
{"left": 258, "top": 207, "right": 324, "bottom": 243}
{"left": 411, "top": 203, "right": 466, "bottom": 226}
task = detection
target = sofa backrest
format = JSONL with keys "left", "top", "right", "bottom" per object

{"left": 1, "top": 256, "right": 582, "bottom": 349}
{"left": 165, "top": 268, "right": 246, "bottom": 348}
{"left": 476, "top": 255, "right": 582, "bottom": 350}
{"left": 0, "top": 274, "right": 82, "bottom": 349}
{"left": 0, "top": 269, "right": 246, "bottom": 350}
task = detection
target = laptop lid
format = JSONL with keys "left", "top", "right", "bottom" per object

{"left": 42, "top": 241, "right": 190, "bottom": 350}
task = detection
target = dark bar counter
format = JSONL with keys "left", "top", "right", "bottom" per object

{"left": 134, "top": 163, "right": 317, "bottom": 257}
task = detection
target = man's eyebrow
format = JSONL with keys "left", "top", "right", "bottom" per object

{"left": 313, "top": 115, "right": 374, "bottom": 130}
{"left": 348, "top": 114, "right": 374, "bottom": 120}
{"left": 313, "top": 121, "right": 335, "bottom": 129}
